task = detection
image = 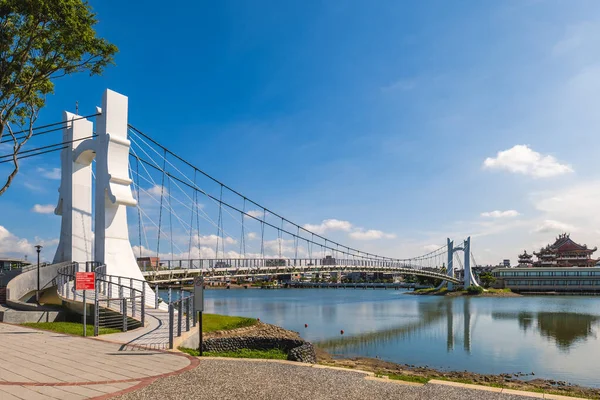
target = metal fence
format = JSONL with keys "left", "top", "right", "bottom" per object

{"left": 166, "top": 288, "right": 196, "bottom": 349}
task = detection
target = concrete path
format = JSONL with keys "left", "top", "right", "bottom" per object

{"left": 114, "top": 358, "right": 585, "bottom": 400}
{"left": 95, "top": 308, "right": 196, "bottom": 350}
{"left": 0, "top": 322, "right": 197, "bottom": 399}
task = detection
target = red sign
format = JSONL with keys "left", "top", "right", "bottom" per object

{"left": 75, "top": 272, "right": 95, "bottom": 290}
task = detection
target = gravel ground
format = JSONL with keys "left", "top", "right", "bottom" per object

{"left": 115, "top": 359, "right": 538, "bottom": 400}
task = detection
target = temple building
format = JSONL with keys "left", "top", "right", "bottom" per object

{"left": 518, "top": 251, "right": 533, "bottom": 267}
{"left": 533, "top": 233, "right": 597, "bottom": 268}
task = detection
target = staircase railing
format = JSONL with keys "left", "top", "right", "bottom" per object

{"left": 56, "top": 262, "right": 146, "bottom": 335}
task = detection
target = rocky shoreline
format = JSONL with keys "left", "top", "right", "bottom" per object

{"left": 316, "top": 350, "right": 599, "bottom": 399}
{"left": 201, "top": 321, "right": 317, "bottom": 363}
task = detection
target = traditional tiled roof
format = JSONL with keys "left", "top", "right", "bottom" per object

{"left": 534, "top": 233, "right": 597, "bottom": 256}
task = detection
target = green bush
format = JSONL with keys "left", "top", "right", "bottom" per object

{"left": 466, "top": 286, "right": 484, "bottom": 295}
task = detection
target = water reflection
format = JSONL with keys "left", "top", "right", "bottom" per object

{"left": 319, "top": 298, "right": 473, "bottom": 354}
{"left": 492, "top": 311, "right": 599, "bottom": 350}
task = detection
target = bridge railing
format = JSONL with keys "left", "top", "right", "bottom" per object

{"left": 139, "top": 258, "right": 434, "bottom": 272}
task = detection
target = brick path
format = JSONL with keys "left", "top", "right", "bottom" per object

{"left": 0, "top": 322, "right": 198, "bottom": 399}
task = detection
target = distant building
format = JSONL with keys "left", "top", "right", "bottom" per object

{"left": 0, "top": 258, "right": 31, "bottom": 271}
{"left": 518, "top": 251, "right": 533, "bottom": 267}
{"left": 265, "top": 259, "right": 287, "bottom": 267}
{"left": 533, "top": 233, "right": 597, "bottom": 268}
{"left": 137, "top": 257, "right": 160, "bottom": 270}
{"left": 503, "top": 259, "right": 511, "bottom": 267}
{"left": 493, "top": 266, "right": 600, "bottom": 293}
{"left": 321, "top": 255, "right": 336, "bottom": 265}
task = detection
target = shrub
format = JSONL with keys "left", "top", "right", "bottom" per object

{"left": 466, "top": 286, "right": 484, "bottom": 295}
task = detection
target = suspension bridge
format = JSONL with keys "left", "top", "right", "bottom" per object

{"left": 1, "top": 88, "right": 481, "bottom": 349}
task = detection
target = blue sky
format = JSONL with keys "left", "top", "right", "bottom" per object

{"left": 2, "top": 0, "right": 600, "bottom": 264}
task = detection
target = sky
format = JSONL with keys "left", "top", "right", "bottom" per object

{"left": 2, "top": 0, "right": 600, "bottom": 265}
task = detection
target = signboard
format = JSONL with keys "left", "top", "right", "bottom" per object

{"left": 75, "top": 272, "right": 95, "bottom": 290}
{"left": 194, "top": 276, "right": 204, "bottom": 312}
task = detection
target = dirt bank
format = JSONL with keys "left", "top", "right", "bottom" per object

{"left": 315, "top": 350, "right": 599, "bottom": 399}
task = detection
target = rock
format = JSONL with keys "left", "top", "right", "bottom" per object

{"left": 287, "top": 343, "right": 317, "bottom": 364}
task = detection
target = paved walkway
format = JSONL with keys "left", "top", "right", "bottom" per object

{"left": 94, "top": 308, "right": 195, "bottom": 350}
{"left": 0, "top": 322, "right": 197, "bottom": 399}
{"left": 114, "top": 358, "right": 584, "bottom": 400}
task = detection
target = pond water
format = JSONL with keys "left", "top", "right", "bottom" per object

{"left": 162, "top": 288, "right": 600, "bottom": 387}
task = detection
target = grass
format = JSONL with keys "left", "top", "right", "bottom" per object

{"left": 201, "top": 313, "right": 257, "bottom": 333}
{"left": 485, "top": 288, "right": 512, "bottom": 293}
{"left": 414, "top": 288, "right": 437, "bottom": 294}
{"left": 414, "top": 287, "right": 447, "bottom": 295}
{"left": 21, "top": 322, "right": 120, "bottom": 336}
{"left": 375, "top": 371, "right": 429, "bottom": 384}
{"left": 179, "top": 347, "right": 287, "bottom": 360}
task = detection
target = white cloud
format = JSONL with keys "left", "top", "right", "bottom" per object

{"left": 194, "top": 234, "right": 237, "bottom": 247}
{"left": 303, "top": 219, "right": 352, "bottom": 234}
{"left": 349, "top": 230, "right": 396, "bottom": 240}
{"left": 147, "top": 184, "right": 167, "bottom": 196}
{"left": 247, "top": 232, "right": 258, "bottom": 240}
{"left": 480, "top": 210, "right": 520, "bottom": 218}
{"left": 36, "top": 167, "right": 61, "bottom": 180}
{"left": 483, "top": 145, "right": 573, "bottom": 178}
{"left": 423, "top": 244, "right": 441, "bottom": 252}
{"left": 0, "top": 225, "right": 58, "bottom": 261}
{"left": 32, "top": 204, "right": 55, "bottom": 214}
{"left": 246, "top": 210, "right": 264, "bottom": 218}
{"left": 533, "top": 220, "right": 576, "bottom": 234}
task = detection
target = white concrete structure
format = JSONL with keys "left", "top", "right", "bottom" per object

{"left": 53, "top": 89, "right": 157, "bottom": 307}
{"left": 53, "top": 112, "right": 94, "bottom": 264}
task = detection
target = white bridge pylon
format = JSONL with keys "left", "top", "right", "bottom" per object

{"left": 53, "top": 89, "right": 158, "bottom": 308}
{"left": 442, "top": 236, "right": 479, "bottom": 289}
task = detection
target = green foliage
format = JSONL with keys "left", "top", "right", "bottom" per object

{"left": 201, "top": 313, "right": 257, "bottom": 333}
{"left": 478, "top": 272, "right": 496, "bottom": 288}
{"left": 376, "top": 372, "right": 429, "bottom": 384}
{"left": 0, "top": 0, "right": 117, "bottom": 195}
{"left": 179, "top": 347, "right": 287, "bottom": 360}
{"left": 466, "top": 286, "right": 484, "bottom": 295}
{"left": 21, "top": 321, "right": 120, "bottom": 336}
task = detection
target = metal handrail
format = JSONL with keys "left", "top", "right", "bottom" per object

{"left": 56, "top": 262, "right": 146, "bottom": 334}
{"left": 166, "top": 289, "right": 196, "bottom": 349}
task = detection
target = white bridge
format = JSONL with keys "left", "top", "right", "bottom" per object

{"left": 141, "top": 258, "right": 462, "bottom": 284}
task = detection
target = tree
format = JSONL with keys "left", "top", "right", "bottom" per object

{"left": 479, "top": 272, "right": 496, "bottom": 288}
{"left": 0, "top": 0, "right": 117, "bottom": 195}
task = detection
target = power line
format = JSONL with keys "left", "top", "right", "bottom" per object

{"left": 0, "top": 146, "right": 66, "bottom": 164}
{"left": 0, "top": 135, "right": 96, "bottom": 160}
{"left": 1, "top": 113, "right": 100, "bottom": 142}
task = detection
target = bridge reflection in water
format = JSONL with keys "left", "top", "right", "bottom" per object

{"left": 318, "top": 299, "right": 599, "bottom": 356}
{"left": 317, "top": 298, "right": 475, "bottom": 354}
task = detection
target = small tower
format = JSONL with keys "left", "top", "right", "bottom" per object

{"left": 518, "top": 250, "right": 533, "bottom": 267}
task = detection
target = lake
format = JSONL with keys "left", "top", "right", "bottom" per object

{"left": 165, "top": 288, "right": 600, "bottom": 387}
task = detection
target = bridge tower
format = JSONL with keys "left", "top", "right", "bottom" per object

{"left": 53, "top": 89, "right": 151, "bottom": 293}
{"left": 463, "top": 236, "right": 472, "bottom": 288}
{"left": 446, "top": 238, "right": 454, "bottom": 290}
{"left": 445, "top": 236, "right": 478, "bottom": 289}
{"left": 53, "top": 112, "right": 94, "bottom": 264}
